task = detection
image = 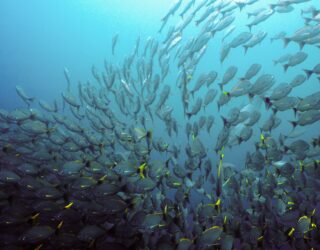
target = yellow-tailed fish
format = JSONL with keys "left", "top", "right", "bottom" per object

{"left": 34, "top": 244, "right": 43, "bottom": 250}
{"left": 57, "top": 220, "right": 63, "bottom": 230}
{"left": 288, "top": 227, "right": 295, "bottom": 237}
{"left": 64, "top": 201, "right": 74, "bottom": 209}
{"left": 139, "top": 163, "right": 147, "bottom": 179}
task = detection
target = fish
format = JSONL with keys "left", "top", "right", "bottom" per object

{"left": 237, "top": 125, "right": 253, "bottom": 144}
{"left": 214, "top": 15, "right": 235, "bottom": 32}
{"left": 206, "top": 115, "right": 215, "bottom": 133}
{"left": 190, "top": 72, "right": 217, "bottom": 96}
{"left": 179, "top": 0, "right": 196, "bottom": 18}
{"left": 272, "top": 96, "right": 300, "bottom": 113}
{"left": 268, "top": 83, "right": 293, "bottom": 101}
{"left": 220, "top": 44, "right": 231, "bottom": 63}
{"left": 249, "top": 74, "right": 275, "bottom": 97}
{"left": 112, "top": 33, "right": 119, "bottom": 55}
{"left": 273, "top": 53, "right": 292, "bottom": 65}
{"left": 247, "top": 8, "right": 274, "bottom": 31}
{"left": 243, "top": 31, "right": 267, "bottom": 54}
{"left": 229, "top": 32, "right": 253, "bottom": 48}
{"left": 1, "top": 2, "right": 320, "bottom": 249}
{"left": 203, "top": 89, "right": 218, "bottom": 108}
{"left": 38, "top": 100, "right": 58, "bottom": 113}
{"left": 222, "top": 25, "right": 236, "bottom": 42}
{"left": 229, "top": 79, "right": 252, "bottom": 97}
{"left": 219, "top": 66, "right": 238, "bottom": 90}
{"left": 270, "top": 31, "right": 286, "bottom": 43}
{"left": 195, "top": 6, "right": 217, "bottom": 26}
{"left": 198, "top": 226, "right": 222, "bottom": 248}
{"left": 240, "top": 63, "right": 261, "bottom": 81}
{"left": 15, "top": 86, "right": 35, "bottom": 107}
{"left": 303, "top": 63, "right": 320, "bottom": 79}
{"left": 217, "top": 91, "right": 231, "bottom": 110}
{"left": 276, "top": 5, "right": 295, "bottom": 14}
{"left": 156, "top": 85, "right": 171, "bottom": 110}
{"left": 186, "top": 98, "right": 203, "bottom": 119}
{"left": 283, "top": 51, "right": 308, "bottom": 72}
{"left": 221, "top": 107, "right": 240, "bottom": 127}
{"left": 215, "top": 127, "right": 230, "bottom": 152}
{"left": 290, "top": 74, "right": 307, "bottom": 87}
{"left": 247, "top": 7, "right": 268, "bottom": 18}
{"left": 295, "top": 91, "right": 320, "bottom": 112}
{"left": 282, "top": 23, "right": 320, "bottom": 48}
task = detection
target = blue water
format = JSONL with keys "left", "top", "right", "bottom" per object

{"left": 0, "top": 0, "right": 172, "bottom": 107}
{"left": 0, "top": 0, "right": 319, "bottom": 167}
{"left": 1, "top": 1, "right": 320, "bottom": 248}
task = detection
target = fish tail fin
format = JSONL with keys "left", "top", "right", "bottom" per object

{"left": 312, "top": 9, "right": 318, "bottom": 18}
{"left": 236, "top": 3, "right": 245, "bottom": 11}
{"left": 270, "top": 38, "right": 274, "bottom": 43}
{"left": 271, "top": 107, "right": 278, "bottom": 114}
{"left": 273, "top": 60, "right": 278, "bottom": 66}
{"left": 218, "top": 83, "right": 224, "bottom": 91}
{"left": 289, "top": 121, "right": 297, "bottom": 129}
{"left": 292, "top": 108, "right": 297, "bottom": 117}
{"left": 263, "top": 97, "right": 272, "bottom": 110}
{"left": 303, "top": 17, "right": 312, "bottom": 24}
{"left": 303, "top": 69, "right": 313, "bottom": 79}
{"left": 317, "top": 76, "right": 320, "bottom": 83}
{"left": 243, "top": 46, "right": 248, "bottom": 54}
{"left": 269, "top": 4, "right": 276, "bottom": 10}
{"left": 54, "top": 100, "right": 58, "bottom": 112}
{"left": 195, "top": 20, "right": 200, "bottom": 26}
{"left": 221, "top": 116, "right": 229, "bottom": 127}
{"left": 237, "top": 136, "right": 243, "bottom": 145}
{"left": 279, "top": 133, "right": 285, "bottom": 146}
{"left": 62, "top": 99, "right": 66, "bottom": 111}
{"left": 299, "top": 41, "right": 305, "bottom": 50}
{"left": 282, "top": 37, "right": 290, "bottom": 48}
{"left": 283, "top": 145, "right": 289, "bottom": 153}
{"left": 248, "top": 93, "right": 254, "bottom": 102}
{"left": 247, "top": 24, "right": 252, "bottom": 32}
{"left": 283, "top": 64, "right": 289, "bottom": 72}
{"left": 186, "top": 112, "right": 192, "bottom": 120}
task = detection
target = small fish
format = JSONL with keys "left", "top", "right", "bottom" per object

{"left": 283, "top": 52, "right": 308, "bottom": 72}
{"left": 229, "top": 32, "right": 253, "bottom": 48}
{"left": 247, "top": 9, "right": 274, "bottom": 31}
{"left": 270, "top": 31, "right": 286, "bottom": 43}
{"left": 112, "top": 33, "right": 119, "bottom": 55}
{"left": 186, "top": 98, "right": 203, "bottom": 119}
{"left": 15, "top": 86, "right": 35, "bottom": 107}
{"left": 243, "top": 31, "right": 267, "bottom": 54}
{"left": 290, "top": 74, "right": 306, "bottom": 87}
{"left": 240, "top": 63, "right": 261, "bottom": 81}
{"left": 220, "top": 44, "right": 231, "bottom": 63}
{"left": 219, "top": 66, "right": 238, "bottom": 90}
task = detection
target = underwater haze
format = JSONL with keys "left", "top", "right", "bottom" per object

{"left": 1, "top": 0, "right": 320, "bottom": 249}
{"left": 0, "top": 0, "right": 173, "bottom": 108}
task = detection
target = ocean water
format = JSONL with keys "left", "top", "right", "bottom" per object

{"left": 1, "top": 0, "right": 318, "bottom": 155}
{"left": 1, "top": 0, "right": 320, "bottom": 249}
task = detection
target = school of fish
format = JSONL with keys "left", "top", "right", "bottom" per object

{"left": 0, "top": 0, "right": 320, "bottom": 249}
